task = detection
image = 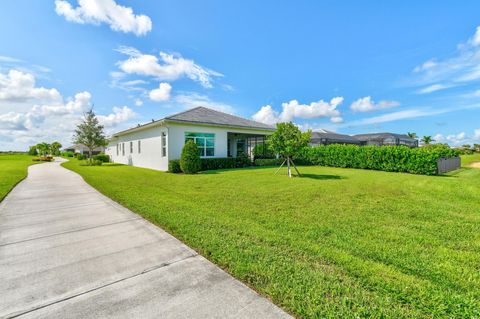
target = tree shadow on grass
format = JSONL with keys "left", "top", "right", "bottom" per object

{"left": 298, "top": 173, "right": 344, "bottom": 180}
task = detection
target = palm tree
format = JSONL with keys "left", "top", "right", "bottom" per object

{"left": 36, "top": 142, "right": 51, "bottom": 156}
{"left": 407, "top": 132, "right": 418, "bottom": 139}
{"left": 421, "top": 136, "right": 435, "bottom": 145}
{"left": 51, "top": 141, "right": 62, "bottom": 155}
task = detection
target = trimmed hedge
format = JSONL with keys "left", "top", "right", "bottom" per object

{"left": 201, "top": 158, "right": 236, "bottom": 171}
{"left": 180, "top": 140, "right": 202, "bottom": 174}
{"left": 168, "top": 159, "right": 182, "bottom": 173}
{"left": 93, "top": 154, "right": 110, "bottom": 163}
{"left": 298, "top": 144, "right": 459, "bottom": 175}
{"left": 254, "top": 158, "right": 284, "bottom": 166}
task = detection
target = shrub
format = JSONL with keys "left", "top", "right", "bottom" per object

{"left": 298, "top": 144, "right": 459, "bottom": 175}
{"left": 75, "top": 153, "right": 86, "bottom": 160}
{"left": 252, "top": 143, "right": 275, "bottom": 159}
{"left": 93, "top": 154, "right": 110, "bottom": 163}
{"left": 62, "top": 151, "right": 74, "bottom": 157}
{"left": 28, "top": 146, "right": 38, "bottom": 156}
{"left": 254, "top": 158, "right": 285, "bottom": 166}
{"left": 235, "top": 153, "right": 252, "bottom": 168}
{"left": 32, "top": 156, "right": 53, "bottom": 162}
{"left": 168, "top": 159, "right": 182, "bottom": 173}
{"left": 180, "top": 140, "right": 202, "bottom": 174}
{"left": 201, "top": 158, "right": 236, "bottom": 171}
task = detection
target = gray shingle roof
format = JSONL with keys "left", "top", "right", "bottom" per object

{"left": 353, "top": 132, "right": 416, "bottom": 141}
{"left": 310, "top": 129, "right": 362, "bottom": 144}
{"left": 165, "top": 107, "right": 275, "bottom": 130}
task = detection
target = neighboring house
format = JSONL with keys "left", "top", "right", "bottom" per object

{"left": 309, "top": 129, "right": 363, "bottom": 146}
{"left": 105, "top": 107, "right": 275, "bottom": 171}
{"left": 64, "top": 144, "right": 105, "bottom": 155}
{"left": 353, "top": 133, "right": 418, "bottom": 147}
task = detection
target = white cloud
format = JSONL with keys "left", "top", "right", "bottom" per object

{"left": 134, "top": 99, "right": 143, "bottom": 106}
{"left": 434, "top": 132, "right": 470, "bottom": 146}
{"left": 412, "top": 26, "right": 480, "bottom": 92}
{"left": 350, "top": 96, "right": 400, "bottom": 112}
{"left": 55, "top": 0, "right": 152, "bottom": 36}
{"left": 252, "top": 97, "right": 343, "bottom": 125}
{"left": 0, "top": 70, "right": 61, "bottom": 103}
{"left": 0, "top": 72, "right": 136, "bottom": 150}
{"left": 330, "top": 116, "right": 344, "bottom": 124}
{"left": 97, "top": 106, "right": 135, "bottom": 127}
{"left": 149, "top": 82, "right": 172, "bottom": 102}
{"left": 416, "top": 84, "right": 452, "bottom": 94}
{"left": 173, "top": 92, "right": 234, "bottom": 114}
{"left": 474, "top": 128, "right": 480, "bottom": 140}
{"left": 116, "top": 46, "right": 222, "bottom": 88}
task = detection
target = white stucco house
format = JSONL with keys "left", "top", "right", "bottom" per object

{"left": 105, "top": 107, "right": 275, "bottom": 171}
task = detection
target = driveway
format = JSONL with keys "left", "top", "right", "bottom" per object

{"left": 0, "top": 159, "right": 291, "bottom": 319}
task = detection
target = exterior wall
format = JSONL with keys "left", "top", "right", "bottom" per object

{"left": 106, "top": 124, "right": 169, "bottom": 171}
{"left": 106, "top": 121, "right": 273, "bottom": 171}
{"left": 166, "top": 122, "right": 272, "bottom": 161}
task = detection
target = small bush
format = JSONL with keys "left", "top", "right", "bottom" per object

{"left": 168, "top": 159, "right": 182, "bottom": 173}
{"left": 32, "top": 156, "right": 53, "bottom": 162}
{"left": 235, "top": 153, "right": 252, "bottom": 168}
{"left": 252, "top": 143, "right": 275, "bottom": 159}
{"left": 180, "top": 140, "right": 202, "bottom": 174}
{"left": 28, "top": 146, "right": 38, "bottom": 156}
{"left": 76, "top": 153, "right": 86, "bottom": 160}
{"left": 254, "top": 158, "right": 284, "bottom": 166}
{"left": 62, "top": 151, "right": 74, "bottom": 157}
{"left": 201, "top": 158, "right": 236, "bottom": 171}
{"left": 93, "top": 154, "right": 110, "bottom": 163}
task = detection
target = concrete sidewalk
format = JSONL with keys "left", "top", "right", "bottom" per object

{"left": 0, "top": 159, "right": 291, "bottom": 319}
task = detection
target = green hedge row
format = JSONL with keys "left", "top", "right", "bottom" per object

{"left": 169, "top": 157, "right": 237, "bottom": 173}
{"left": 298, "top": 144, "right": 459, "bottom": 175}
{"left": 254, "top": 158, "right": 284, "bottom": 166}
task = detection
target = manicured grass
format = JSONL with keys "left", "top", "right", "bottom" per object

{"left": 461, "top": 153, "right": 480, "bottom": 167}
{"left": 0, "top": 154, "right": 36, "bottom": 202}
{"left": 62, "top": 158, "right": 480, "bottom": 318}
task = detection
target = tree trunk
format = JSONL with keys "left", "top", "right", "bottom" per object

{"left": 287, "top": 156, "right": 292, "bottom": 178}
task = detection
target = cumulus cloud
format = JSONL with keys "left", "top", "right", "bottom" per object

{"left": 116, "top": 46, "right": 222, "bottom": 88}
{"left": 434, "top": 132, "right": 469, "bottom": 146}
{"left": 0, "top": 71, "right": 136, "bottom": 150}
{"left": 252, "top": 97, "right": 343, "bottom": 125}
{"left": 149, "top": 82, "right": 172, "bottom": 102}
{"left": 350, "top": 96, "right": 400, "bottom": 112}
{"left": 55, "top": 0, "right": 152, "bottom": 36}
{"left": 0, "top": 70, "right": 61, "bottom": 103}
{"left": 474, "top": 128, "right": 480, "bottom": 140}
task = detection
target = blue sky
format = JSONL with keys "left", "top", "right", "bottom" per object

{"left": 1, "top": 0, "right": 480, "bottom": 150}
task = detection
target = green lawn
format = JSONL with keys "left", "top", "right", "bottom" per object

{"left": 0, "top": 154, "right": 36, "bottom": 202}
{"left": 62, "top": 158, "right": 480, "bottom": 318}
{"left": 461, "top": 153, "right": 480, "bottom": 167}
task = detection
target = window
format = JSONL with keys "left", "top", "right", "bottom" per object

{"left": 130, "top": 141, "right": 133, "bottom": 153}
{"left": 138, "top": 140, "right": 141, "bottom": 154}
{"left": 185, "top": 132, "right": 215, "bottom": 157}
{"left": 116, "top": 144, "right": 119, "bottom": 156}
{"left": 122, "top": 143, "right": 125, "bottom": 156}
{"left": 161, "top": 132, "right": 167, "bottom": 157}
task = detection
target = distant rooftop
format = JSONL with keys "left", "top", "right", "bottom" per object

{"left": 311, "top": 129, "right": 362, "bottom": 144}
{"left": 353, "top": 132, "right": 416, "bottom": 141}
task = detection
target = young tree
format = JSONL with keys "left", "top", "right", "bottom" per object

{"left": 36, "top": 142, "right": 51, "bottom": 156}
{"left": 474, "top": 144, "right": 480, "bottom": 152}
{"left": 268, "top": 122, "right": 311, "bottom": 177}
{"left": 51, "top": 141, "right": 62, "bottom": 155}
{"left": 407, "top": 132, "right": 418, "bottom": 139}
{"left": 421, "top": 135, "right": 435, "bottom": 145}
{"left": 73, "top": 110, "right": 107, "bottom": 159}
{"left": 28, "top": 145, "right": 38, "bottom": 156}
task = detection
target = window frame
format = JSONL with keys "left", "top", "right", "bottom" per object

{"left": 185, "top": 132, "right": 215, "bottom": 157}
{"left": 138, "top": 140, "right": 141, "bottom": 154}
{"left": 161, "top": 132, "right": 167, "bottom": 157}
{"left": 130, "top": 141, "right": 133, "bottom": 154}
